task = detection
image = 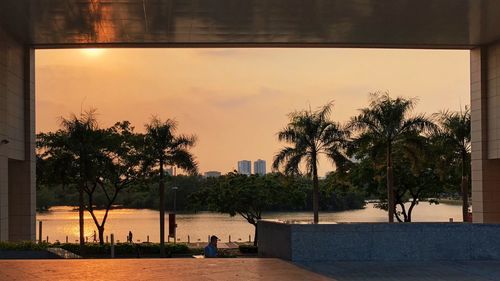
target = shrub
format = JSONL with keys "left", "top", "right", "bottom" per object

{"left": 60, "top": 242, "right": 190, "bottom": 256}
{"left": 217, "top": 249, "right": 237, "bottom": 258}
{"left": 238, "top": 244, "right": 258, "bottom": 254}
{"left": 0, "top": 241, "right": 49, "bottom": 251}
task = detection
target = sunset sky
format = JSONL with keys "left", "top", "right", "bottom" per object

{"left": 36, "top": 48, "right": 470, "bottom": 176}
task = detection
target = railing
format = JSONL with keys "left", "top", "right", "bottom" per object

{"left": 38, "top": 221, "right": 253, "bottom": 244}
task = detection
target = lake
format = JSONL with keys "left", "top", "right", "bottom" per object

{"left": 37, "top": 202, "right": 463, "bottom": 243}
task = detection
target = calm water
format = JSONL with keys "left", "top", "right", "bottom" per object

{"left": 37, "top": 203, "right": 462, "bottom": 243}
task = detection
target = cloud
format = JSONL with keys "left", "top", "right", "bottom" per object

{"left": 194, "top": 86, "right": 284, "bottom": 110}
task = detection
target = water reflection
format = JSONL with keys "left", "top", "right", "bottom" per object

{"left": 37, "top": 203, "right": 462, "bottom": 243}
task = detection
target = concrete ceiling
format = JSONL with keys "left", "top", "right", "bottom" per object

{"left": 1, "top": 0, "right": 500, "bottom": 49}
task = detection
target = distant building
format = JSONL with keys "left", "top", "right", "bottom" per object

{"left": 166, "top": 167, "right": 176, "bottom": 176}
{"left": 204, "top": 171, "right": 221, "bottom": 178}
{"left": 253, "top": 159, "right": 266, "bottom": 175}
{"left": 237, "top": 160, "right": 252, "bottom": 175}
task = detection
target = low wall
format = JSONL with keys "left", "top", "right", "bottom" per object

{"left": 258, "top": 220, "right": 500, "bottom": 262}
{"left": 0, "top": 250, "right": 60, "bottom": 259}
{"left": 258, "top": 220, "right": 292, "bottom": 260}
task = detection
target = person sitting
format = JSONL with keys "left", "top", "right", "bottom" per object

{"left": 204, "top": 235, "right": 218, "bottom": 258}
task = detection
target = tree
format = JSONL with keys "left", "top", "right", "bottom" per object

{"left": 348, "top": 93, "right": 435, "bottom": 222}
{"left": 390, "top": 144, "right": 442, "bottom": 222}
{"left": 273, "top": 102, "right": 349, "bottom": 223}
{"left": 190, "top": 172, "right": 300, "bottom": 246}
{"left": 84, "top": 121, "right": 141, "bottom": 245}
{"left": 142, "top": 117, "right": 198, "bottom": 257}
{"left": 37, "top": 110, "right": 101, "bottom": 253}
{"left": 320, "top": 172, "right": 366, "bottom": 211}
{"left": 433, "top": 107, "right": 471, "bottom": 221}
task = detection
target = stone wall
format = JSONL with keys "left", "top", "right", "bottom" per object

{"left": 259, "top": 221, "right": 500, "bottom": 261}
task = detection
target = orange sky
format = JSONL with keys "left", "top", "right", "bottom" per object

{"left": 36, "top": 48, "right": 470, "bottom": 176}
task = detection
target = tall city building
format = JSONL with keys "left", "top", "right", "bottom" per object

{"left": 237, "top": 160, "right": 252, "bottom": 175}
{"left": 254, "top": 159, "right": 266, "bottom": 176}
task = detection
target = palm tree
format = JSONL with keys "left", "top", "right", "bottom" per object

{"left": 434, "top": 107, "right": 471, "bottom": 222}
{"left": 348, "top": 93, "right": 435, "bottom": 222}
{"left": 273, "top": 102, "right": 349, "bottom": 224}
{"left": 142, "top": 117, "right": 198, "bottom": 257}
{"left": 37, "top": 110, "right": 100, "bottom": 253}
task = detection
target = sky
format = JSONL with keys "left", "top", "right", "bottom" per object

{"left": 36, "top": 48, "right": 470, "bottom": 176}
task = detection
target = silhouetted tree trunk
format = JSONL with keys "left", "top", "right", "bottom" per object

{"left": 253, "top": 224, "right": 258, "bottom": 247}
{"left": 239, "top": 211, "right": 261, "bottom": 246}
{"left": 86, "top": 180, "right": 121, "bottom": 245}
{"left": 387, "top": 145, "right": 395, "bottom": 223}
{"left": 461, "top": 151, "right": 469, "bottom": 222}
{"left": 159, "top": 160, "right": 166, "bottom": 257}
{"left": 461, "top": 176, "right": 468, "bottom": 222}
{"left": 78, "top": 187, "right": 85, "bottom": 253}
{"left": 98, "top": 226, "right": 104, "bottom": 244}
{"left": 407, "top": 192, "right": 420, "bottom": 223}
{"left": 394, "top": 186, "right": 422, "bottom": 223}
{"left": 312, "top": 152, "right": 319, "bottom": 224}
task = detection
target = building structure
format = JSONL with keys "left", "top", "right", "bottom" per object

{"left": 253, "top": 159, "right": 266, "bottom": 176}
{"left": 166, "top": 167, "right": 175, "bottom": 176}
{"left": 204, "top": 171, "right": 222, "bottom": 178}
{"left": 1, "top": 0, "right": 500, "bottom": 241}
{"left": 237, "top": 160, "right": 252, "bottom": 175}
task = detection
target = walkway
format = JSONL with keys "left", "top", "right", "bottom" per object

{"left": 0, "top": 258, "right": 330, "bottom": 281}
{"left": 297, "top": 261, "right": 500, "bottom": 281}
{"left": 1, "top": 259, "right": 500, "bottom": 280}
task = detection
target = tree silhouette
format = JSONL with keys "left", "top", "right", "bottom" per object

{"left": 38, "top": 110, "right": 101, "bottom": 252}
{"left": 142, "top": 117, "right": 198, "bottom": 257}
{"left": 273, "top": 102, "right": 349, "bottom": 223}
{"left": 348, "top": 93, "right": 435, "bottom": 222}
{"left": 433, "top": 106, "right": 471, "bottom": 221}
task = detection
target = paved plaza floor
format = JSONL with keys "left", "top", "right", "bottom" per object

{"left": 0, "top": 258, "right": 329, "bottom": 281}
{"left": 1, "top": 258, "right": 500, "bottom": 281}
{"left": 297, "top": 261, "right": 500, "bottom": 281}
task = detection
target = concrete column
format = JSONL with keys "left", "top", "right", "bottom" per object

{"left": 0, "top": 25, "right": 14, "bottom": 241}
{"left": 471, "top": 43, "right": 500, "bottom": 223}
{"left": 8, "top": 49, "right": 36, "bottom": 241}
{"left": 0, "top": 25, "right": 36, "bottom": 241}
{"left": 0, "top": 156, "right": 7, "bottom": 240}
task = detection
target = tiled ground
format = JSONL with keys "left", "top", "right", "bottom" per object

{"left": 0, "top": 258, "right": 332, "bottom": 281}
{"left": 2, "top": 259, "right": 500, "bottom": 281}
{"left": 297, "top": 261, "right": 500, "bottom": 281}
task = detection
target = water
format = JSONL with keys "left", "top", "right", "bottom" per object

{"left": 36, "top": 203, "right": 462, "bottom": 243}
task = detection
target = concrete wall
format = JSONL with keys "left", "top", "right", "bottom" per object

{"left": 471, "top": 43, "right": 500, "bottom": 223}
{"left": 258, "top": 220, "right": 292, "bottom": 260}
{"left": 0, "top": 156, "right": 7, "bottom": 240}
{"left": 259, "top": 221, "right": 500, "bottom": 262}
{"left": 0, "top": 25, "right": 36, "bottom": 241}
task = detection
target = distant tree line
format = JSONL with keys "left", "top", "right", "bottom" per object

{"left": 37, "top": 173, "right": 365, "bottom": 213}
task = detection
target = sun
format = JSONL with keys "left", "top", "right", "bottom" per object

{"left": 81, "top": 48, "right": 105, "bottom": 57}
